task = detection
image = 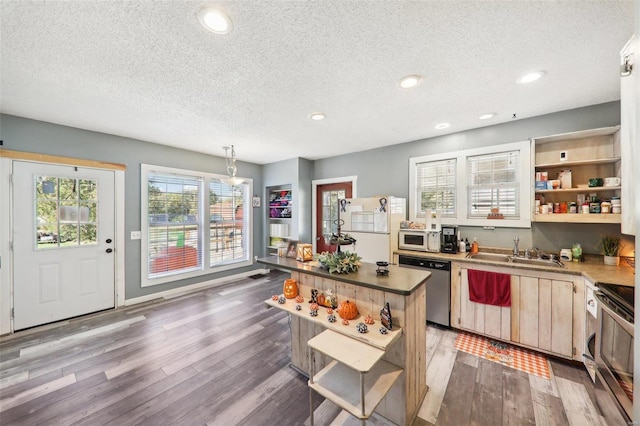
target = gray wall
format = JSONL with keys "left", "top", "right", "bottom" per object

{"left": 312, "top": 101, "right": 634, "bottom": 255}
{"left": 1, "top": 114, "right": 264, "bottom": 299}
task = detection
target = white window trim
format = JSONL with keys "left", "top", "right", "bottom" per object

{"left": 409, "top": 140, "right": 531, "bottom": 228}
{"left": 141, "top": 164, "right": 253, "bottom": 287}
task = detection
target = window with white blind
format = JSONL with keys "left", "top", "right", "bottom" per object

{"left": 141, "top": 164, "right": 252, "bottom": 287}
{"left": 409, "top": 140, "right": 531, "bottom": 228}
{"left": 414, "top": 158, "right": 456, "bottom": 217}
{"left": 467, "top": 151, "right": 519, "bottom": 218}
{"left": 209, "top": 180, "right": 250, "bottom": 268}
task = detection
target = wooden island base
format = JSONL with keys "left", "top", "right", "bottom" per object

{"left": 259, "top": 256, "right": 430, "bottom": 426}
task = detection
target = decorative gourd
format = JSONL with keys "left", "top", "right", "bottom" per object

{"left": 309, "top": 303, "right": 319, "bottom": 311}
{"left": 342, "top": 319, "right": 349, "bottom": 325}
{"left": 338, "top": 300, "right": 358, "bottom": 320}
{"left": 317, "top": 294, "right": 326, "bottom": 306}
{"left": 364, "top": 315, "right": 375, "bottom": 325}
{"left": 326, "top": 308, "right": 333, "bottom": 315}
{"left": 295, "top": 295, "right": 304, "bottom": 303}
{"left": 356, "top": 322, "right": 368, "bottom": 333}
{"left": 283, "top": 279, "right": 298, "bottom": 299}
{"left": 271, "top": 294, "right": 279, "bottom": 301}
{"left": 278, "top": 295, "right": 286, "bottom": 304}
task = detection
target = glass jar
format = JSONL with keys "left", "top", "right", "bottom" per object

{"left": 601, "top": 201, "right": 611, "bottom": 213}
{"left": 569, "top": 202, "right": 577, "bottom": 213}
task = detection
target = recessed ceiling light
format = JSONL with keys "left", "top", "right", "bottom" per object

{"left": 517, "top": 71, "right": 545, "bottom": 84}
{"left": 197, "top": 7, "right": 233, "bottom": 34}
{"left": 479, "top": 113, "right": 497, "bottom": 120}
{"left": 435, "top": 122, "right": 450, "bottom": 130}
{"left": 309, "top": 112, "right": 325, "bottom": 121}
{"left": 399, "top": 74, "right": 423, "bottom": 89}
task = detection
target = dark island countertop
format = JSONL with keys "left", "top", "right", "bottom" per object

{"left": 257, "top": 255, "right": 430, "bottom": 295}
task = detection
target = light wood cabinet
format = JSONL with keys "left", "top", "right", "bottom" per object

{"left": 451, "top": 262, "right": 584, "bottom": 360}
{"left": 531, "top": 126, "right": 621, "bottom": 224}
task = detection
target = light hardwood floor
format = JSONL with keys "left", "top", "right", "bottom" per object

{"left": 0, "top": 271, "right": 609, "bottom": 425}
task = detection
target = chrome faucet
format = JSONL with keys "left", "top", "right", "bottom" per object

{"left": 525, "top": 247, "right": 539, "bottom": 259}
{"left": 513, "top": 237, "right": 520, "bottom": 256}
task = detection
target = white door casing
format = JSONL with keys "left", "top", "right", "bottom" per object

{"left": 12, "top": 161, "right": 116, "bottom": 330}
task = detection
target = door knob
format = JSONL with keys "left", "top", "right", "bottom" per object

{"left": 106, "top": 248, "right": 113, "bottom": 253}
{"left": 106, "top": 238, "right": 112, "bottom": 244}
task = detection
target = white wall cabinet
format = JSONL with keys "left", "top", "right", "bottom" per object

{"left": 451, "top": 262, "right": 585, "bottom": 361}
{"left": 620, "top": 35, "right": 637, "bottom": 235}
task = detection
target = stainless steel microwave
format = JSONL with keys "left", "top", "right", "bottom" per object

{"left": 398, "top": 230, "right": 440, "bottom": 252}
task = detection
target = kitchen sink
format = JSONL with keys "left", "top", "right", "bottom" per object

{"left": 509, "top": 257, "right": 566, "bottom": 268}
{"left": 466, "top": 252, "right": 511, "bottom": 262}
{"left": 466, "top": 252, "right": 566, "bottom": 268}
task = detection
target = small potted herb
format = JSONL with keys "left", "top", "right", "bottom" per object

{"left": 598, "top": 234, "right": 624, "bottom": 266}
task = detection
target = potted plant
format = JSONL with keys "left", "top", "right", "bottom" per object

{"left": 598, "top": 234, "right": 624, "bottom": 265}
{"left": 315, "top": 251, "right": 362, "bottom": 274}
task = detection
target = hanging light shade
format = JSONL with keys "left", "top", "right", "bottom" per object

{"left": 222, "top": 145, "right": 245, "bottom": 186}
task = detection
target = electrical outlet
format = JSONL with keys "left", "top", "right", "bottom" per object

{"left": 130, "top": 231, "right": 141, "bottom": 240}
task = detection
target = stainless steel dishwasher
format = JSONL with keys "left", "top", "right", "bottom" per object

{"left": 398, "top": 254, "right": 450, "bottom": 327}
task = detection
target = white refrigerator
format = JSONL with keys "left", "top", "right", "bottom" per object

{"left": 338, "top": 196, "right": 406, "bottom": 264}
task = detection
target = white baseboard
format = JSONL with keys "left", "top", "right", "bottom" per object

{"left": 124, "top": 268, "right": 270, "bottom": 306}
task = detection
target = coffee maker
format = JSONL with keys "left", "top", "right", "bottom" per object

{"left": 441, "top": 225, "right": 458, "bottom": 253}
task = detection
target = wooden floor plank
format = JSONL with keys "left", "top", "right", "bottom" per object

{"left": 436, "top": 352, "right": 477, "bottom": 426}
{"left": 502, "top": 368, "right": 536, "bottom": 425}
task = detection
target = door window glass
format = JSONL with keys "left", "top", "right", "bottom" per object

{"left": 35, "top": 176, "right": 98, "bottom": 249}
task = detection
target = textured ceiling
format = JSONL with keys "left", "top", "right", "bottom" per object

{"left": 0, "top": 1, "right": 634, "bottom": 164}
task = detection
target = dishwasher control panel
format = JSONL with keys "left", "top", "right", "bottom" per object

{"left": 398, "top": 255, "right": 450, "bottom": 271}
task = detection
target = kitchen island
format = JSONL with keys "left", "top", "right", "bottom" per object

{"left": 258, "top": 255, "right": 430, "bottom": 426}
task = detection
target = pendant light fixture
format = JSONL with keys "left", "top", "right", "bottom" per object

{"left": 222, "top": 145, "right": 244, "bottom": 186}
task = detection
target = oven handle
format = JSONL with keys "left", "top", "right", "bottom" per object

{"left": 594, "top": 292, "right": 634, "bottom": 335}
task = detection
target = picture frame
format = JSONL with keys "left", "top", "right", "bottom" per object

{"left": 252, "top": 196, "right": 261, "bottom": 208}
{"left": 286, "top": 240, "right": 298, "bottom": 258}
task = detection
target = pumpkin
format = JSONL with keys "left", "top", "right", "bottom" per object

{"left": 295, "top": 295, "right": 304, "bottom": 303}
{"left": 342, "top": 319, "right": 349, "bottom": 325}
{"left": 309, "top": 303, "right": 319, "bottom": 311}
{"left": 338, "top": 300, "right": 358, "bottom": 320}
{"left": 317, "top": 294, "right": 326, "bottom": 306}
{"left": 283, "top": 279, "right": 298, "bottom": 299}
{"left": 364, "top": 315, "right": 375, "bottom": 325}
{"left": 271, "top": 294, "right": 279, "bottom": 301}
{"left": 326, "top": 308, "right": 333, "bottom": 315}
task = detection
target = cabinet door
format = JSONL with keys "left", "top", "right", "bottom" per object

{"left": 457, "top": 267, "right": 511, "bottom": 340}
{"left": 514, "top": 275, "right": 573, "bottom": 358}
{"left": 550, "top": 279, "right": 574, "bottom": 357}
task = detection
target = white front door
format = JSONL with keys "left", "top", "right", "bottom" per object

{"left": 13, "top": 161, "right": 115, "bottom": 330}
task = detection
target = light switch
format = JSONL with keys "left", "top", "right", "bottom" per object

{"left": 131, "top": 231, "right": 141, "bottom": 240}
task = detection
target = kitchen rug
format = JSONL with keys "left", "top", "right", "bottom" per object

{"left": 454, "top": 331, "right": 550, "bottom": 379}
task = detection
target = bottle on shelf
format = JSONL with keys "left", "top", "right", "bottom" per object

{"left": 465, "top": 238, "right": 471, "bottom": 252}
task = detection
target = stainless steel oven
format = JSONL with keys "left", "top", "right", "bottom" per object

{"left": 594, "top": 283, "right": 634, "bottom": 425}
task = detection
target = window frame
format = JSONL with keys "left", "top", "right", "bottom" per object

{"left": 141, "top": 164, "right": 253, "bottom": 287}
{"left": 409, "top": 140, "right": 531, "bottom": 228}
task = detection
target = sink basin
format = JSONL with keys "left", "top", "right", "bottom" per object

{"left": 509, "top": 257, "right": 566, "bottom": 268}
{"left": 466, "top": 252, "right": 511, "bottom": 262}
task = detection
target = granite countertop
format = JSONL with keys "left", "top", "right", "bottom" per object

{"left": 257, "top": 255, "right": 430, "bottom": 295}
{"left": 395, "top": 249, "right": 635, "bottom": 287}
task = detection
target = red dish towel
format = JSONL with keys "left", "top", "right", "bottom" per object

{"left": 468, "top": 269, "right": 511, "bottom": 307}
